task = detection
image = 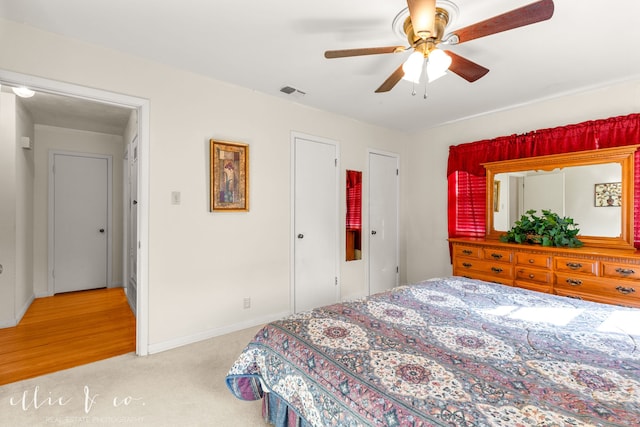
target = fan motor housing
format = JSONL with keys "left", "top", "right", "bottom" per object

{"left": 403, "top": 7, "right": 450, "bottom": 55}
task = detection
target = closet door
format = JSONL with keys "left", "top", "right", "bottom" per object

{"left": 292, "top": 134, "right": 339, "bottom": 313}
{"left": 368, "top": 151, "right": 399, "bottom": 295}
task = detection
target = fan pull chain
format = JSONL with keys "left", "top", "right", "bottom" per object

{"left": 423, "top": 57, "right": 429, "bottom": 100}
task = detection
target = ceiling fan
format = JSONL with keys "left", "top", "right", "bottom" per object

{"left": 324, "top": 0, "right": 555, "bottom": 93}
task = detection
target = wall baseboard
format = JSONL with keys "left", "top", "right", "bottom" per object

{"left": 0, "top": 294, "right": 35, "bottom": 329}
{"left": 147, "top": 311, "right": 290, "bottom": 355}
{"left": 15, "top": 294, "right": 35, "bottom": 325}
{"left": 0, "top": 320, "right": 16, "bottom": 329}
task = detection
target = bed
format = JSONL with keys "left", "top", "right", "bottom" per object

{"left": 225, "top": 276, "right": 640, "bottom": 426}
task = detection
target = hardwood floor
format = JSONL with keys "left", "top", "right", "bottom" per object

{"left": 0, "top": 287, "right": 136, "bottom": 386}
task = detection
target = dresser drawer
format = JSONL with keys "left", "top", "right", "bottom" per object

{"left": 515, "top": 267, "right": 552, "bottom": 285}
{"left": 601, "top": 262, "right": 640, "bottom": 280}
{"left": 515, "top": 252, "right": 552, "bottom": 269}
{"left": 454, "top": 258, "right": 513, "bottom": 279}
{"left": 458, "top": 272, "right": 514, "bottom": 287}
{"left": 555, "top": 273, "right": 640, "bottom": 303}
{"left": 555, "top": 257, "right": 597, "bottom": 276}
{"left": 453, "top": 245, "right": 481, "bottom": 259}
{"left": 483, "top": 248, "right": 513, "bottom": 263}
{"left": 515, "top": 280, "right": 552, "bottom": 294}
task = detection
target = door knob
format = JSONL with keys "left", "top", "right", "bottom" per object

{"left": 371, "top": 230, "right": 377, "bottom": 235}
{"left": 297, "top": 234, "right": 304, "bottom": 239}
{"left": 99, "top": 229, "right": 105, "bottom": 233}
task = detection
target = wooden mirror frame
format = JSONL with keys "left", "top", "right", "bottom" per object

{"left": 483, "top": 145, "right": 639, "bottom": 251}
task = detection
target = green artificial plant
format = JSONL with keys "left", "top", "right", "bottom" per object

{"left": 500, "top": 209, "right": 583, "bottom": 248}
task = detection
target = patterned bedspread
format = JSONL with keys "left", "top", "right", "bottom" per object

{"left": 226, "top": 277, "right": 640, "bottom": 426}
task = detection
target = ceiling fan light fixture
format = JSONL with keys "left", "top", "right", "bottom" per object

{"left": 426, "top": 49, "right": 451, "bottom": 82}
{"left": 12, "top": 86, "right": 35, "bottom": 98}
{"left": 407, "top": 0, "right": 436, "bottom": 39}
{"left": 401, "top": 51, "right": 425, "bottom": 83}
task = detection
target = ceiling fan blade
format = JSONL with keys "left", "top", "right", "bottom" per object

{"left": 444, "top": 50, "right": 489, "bottom": 82}
{"left": 407, "top": 0, "right": 437, "bottom": 39}
{"left": 324, "top": 46, "right": 405, "bottom": 58}
{"left": 375, "top": 64, "right": 405, "bottom": 93}
{"left": 451, "top": 0, "right": 554, "bottom": 44}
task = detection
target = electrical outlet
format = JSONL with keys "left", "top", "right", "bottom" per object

{"left": 243, "top": 297, "right": 251, "bottom": 309}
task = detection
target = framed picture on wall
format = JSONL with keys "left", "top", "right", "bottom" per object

{"left": 594, "top": 182, "right": 621, "bottom": 207}
{"left": 210, "top": 139, "right": 249, "bottom": 211}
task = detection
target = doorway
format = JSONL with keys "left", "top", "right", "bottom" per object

{"left": 291, "top": 132, "right": 340, "bottom": 313}
{"left": 0, "top": 69, "right": 150, "bottom": 355}
{"left": 368, "top": 150, "right": 400, "bottom": 295}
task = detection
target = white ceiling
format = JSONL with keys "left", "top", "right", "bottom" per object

{"left": 2, "top": 0, "right": 640, "bottom": 133}
{"left": 11, "top": 90, "right": 133, "bottom": 135}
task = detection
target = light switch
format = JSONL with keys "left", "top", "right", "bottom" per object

{"left": 171, "top": 191, "right": 181, "bottom": 205}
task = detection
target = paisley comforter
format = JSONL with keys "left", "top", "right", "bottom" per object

{"left": 225, "top": 277, "right": 640, "bottom": 426}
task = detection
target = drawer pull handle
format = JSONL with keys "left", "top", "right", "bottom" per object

{"left": 491, "top": 253, "right": 503, "bottom": 260}
{"left": 528, "top": 259, "right": 535, "bottom": 264}
{"left": 566, "top": 278, "right": 583, "bottom": 286}
{"left": 566, "top": 262, "right": 582, "bottom": 270}
{"left": 616, "top": 286, "right": 636, "bottom": 295}
{"left": 462, "top": 262, "right": 473, "bottom": 268}
{"left": 462, "top": 250, "right": 473, "bottom": 255}
{"left": 566, "top": 295, "right": 583, "bottom": 300}
{"left": 615, "top": 268, "right": 635, "bottom": 276}
{"left": 528, "top": 274, "right": 535, "bottom": 279}
{"left": 491, "top": 267, "right": 503, "bottom": 274}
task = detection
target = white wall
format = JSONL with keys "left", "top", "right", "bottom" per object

{"left": 405, "top": 79, "right": 640, "bottom": 283}
{"left": 15, "top": 98, "right": 35, "bottom": 320}
{"left": 564, "top": 163, "right": 621, "bottom": 237}
{"left": 0, "top": 92, "right": 34, "bottom": 328}
{"left": 32, "top": 125, "right": 124, "bottom": 296}
{"left": 0, "top": 92, "right": 17, "bottom": 327}
{"left": 0, "top": 19, "right": 409, "bottom": 351}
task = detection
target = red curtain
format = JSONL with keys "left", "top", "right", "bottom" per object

{"left": 447, "top": 113, "right": 640, "bottom": 246}
{"left": 448, "top": 171, "right": 486, "bottom": 239}
{"left": 346, "top": 170, "right": 362, "bottom": 230}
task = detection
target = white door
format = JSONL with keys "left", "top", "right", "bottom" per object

{"left": 52, "top": 152, "right": 110, "bottom": 294}
{"left": 127, "top": 137, "right": 138, "bottom": 312}
{"left": 293, "top": 134, "right": 339, "bottom": 313}
{"left": 368, "top": 151, "right": 399, "bottom": 295}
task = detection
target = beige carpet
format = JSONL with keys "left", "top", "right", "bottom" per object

{"left": 0, "top": 326, "right": 270, "bottom": 426}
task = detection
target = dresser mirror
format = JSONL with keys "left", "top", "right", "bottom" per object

{"left": 483, "top": 145, "right": 639, "bottom": 250}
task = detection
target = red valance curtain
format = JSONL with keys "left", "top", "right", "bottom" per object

{"left": 446, "top": 113, "right": 640, "bottom": 246}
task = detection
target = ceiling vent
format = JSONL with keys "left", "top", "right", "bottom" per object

{"left": 280, "top": 86, "right": 306, "bottom": 97}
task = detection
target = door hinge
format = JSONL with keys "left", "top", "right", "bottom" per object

{"left": 335, "top": 277, "right": 338, "bottom": 286}
{"left": 396, "top": 266, "right": 399, "bottom": 273}
{"left": 396, "top": 169, "right": 399, "bottom": 176}
{"left": 335, "top": 158, "right": 338, "bottom": 167}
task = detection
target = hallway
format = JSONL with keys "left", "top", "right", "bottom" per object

{"left": 0, "top": 287, "right": 135, "bottom": 386}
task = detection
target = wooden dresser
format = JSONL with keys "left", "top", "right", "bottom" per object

{"left": 450, "top": 238, "right": 640, "bottom": 308}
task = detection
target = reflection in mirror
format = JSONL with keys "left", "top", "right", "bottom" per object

{"left": 346, "top": 170, "right": 362, "bottom": 261}
{"left": 493, "top": 163, "right": 622, "bottom": 237}
{"left": 484, "top": 145, "right": 639, "bottom": 251}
